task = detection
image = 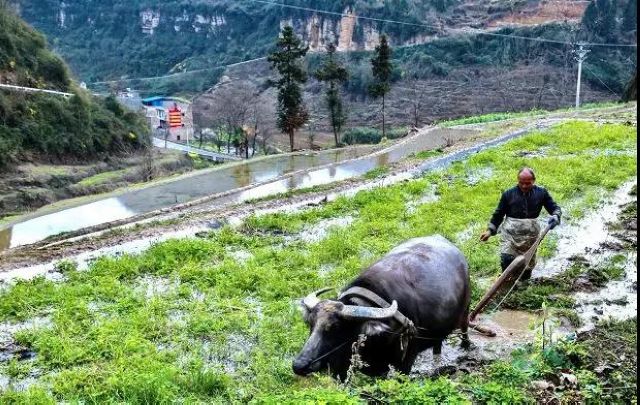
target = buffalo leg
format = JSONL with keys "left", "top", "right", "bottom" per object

{"left": 460, "top": 306, "right": 471, "bottom": 350}
{"left": 397, "top": 346, "right": 420, "bottom": 374}
{"left": 433, "top": 340, "right": 443, "bottom": 355}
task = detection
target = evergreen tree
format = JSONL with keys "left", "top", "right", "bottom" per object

{"left": 314, "top": 44, "right": 348, "bottom": 147}
{"left": 369, "top": 35, "right": 393, "bottom": 139}
{"left": 268, "top": 26, "right": 309, "bottom": 151}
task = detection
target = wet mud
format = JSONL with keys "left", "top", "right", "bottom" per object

{"left": 412, "top": 181, "right": 637, "bottom": 376}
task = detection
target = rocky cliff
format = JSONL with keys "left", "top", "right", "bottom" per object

{"left": 12, "top": 0, "right": 590, "bottom": 88}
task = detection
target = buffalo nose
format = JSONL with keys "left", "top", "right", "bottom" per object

{"left": 292, "top": 358, "right": 311, "bottom": 376}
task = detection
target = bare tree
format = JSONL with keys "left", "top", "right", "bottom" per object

{"left": 407, "top": 77, "right": 428, "bottom": 128}
{"left": 206, "top": 81, "right": 269, "bottom": 158}
{"left": 208, "top": 83, "right": 252, "bottom": 155}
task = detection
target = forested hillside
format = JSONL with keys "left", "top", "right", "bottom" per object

{"left": 11, "top": 0, "right": 634, "bottom": 95}
{"left": 0, "top": 5, "right": 149, "bottom": 167}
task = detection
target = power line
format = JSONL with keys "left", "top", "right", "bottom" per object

{"left": 468, "top": 28, "right": 637, "bottom": 48}
{"left": 88, "top": 0, "right": 636, "bottom": 87}
{"left": 583, "top": 64, "right": 621, "bottom": 98}
{"left": 247, "top": 0, "right": 443, "bottom": 31}
{"left": 247, "top": 0, "right": 638, "bottom": 48}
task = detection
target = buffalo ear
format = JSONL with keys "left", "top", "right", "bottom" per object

{"left": 361, "top": 320, "right": 390, "bottom": 336}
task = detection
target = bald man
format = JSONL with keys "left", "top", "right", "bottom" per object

{"left": 480, "top": 168, "right": 561, "bottom": 280}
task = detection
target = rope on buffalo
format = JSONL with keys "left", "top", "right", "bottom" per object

{"left": 308, "top": 341, "right": 351, "bottom": 366}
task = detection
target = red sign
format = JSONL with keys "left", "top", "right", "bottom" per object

{"left": 168, "top": 104, "right": 182, "bottom": 128}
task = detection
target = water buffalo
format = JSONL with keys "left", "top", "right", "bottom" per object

{"left": 293, "top": 235, "right": 471, "bottom": 379}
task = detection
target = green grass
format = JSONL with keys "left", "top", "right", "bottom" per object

{"left": 439, "top": 102, "right": 624, "bottom": 127}
{"left": 76, "top": 168, "right": 130, "bottom": 187}
{"left": 0, "top": 121, "right": 636, "bottom": 402}
{"left": 363, "top": 166, "right": 389, "bottom": 180}
{"left": 413, "top": 149, "right": 444, "bottom": 160}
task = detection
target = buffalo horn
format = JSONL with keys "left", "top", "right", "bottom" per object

{"left": 340, "top": 300, "right": 398, "bottom": 320}
{"left": 302, "top": 287, "right": 333, "bottom": 310}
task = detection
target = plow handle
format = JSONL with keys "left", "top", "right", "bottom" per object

{"left": 469, "top": 223, "right": 553, "bottom": 322}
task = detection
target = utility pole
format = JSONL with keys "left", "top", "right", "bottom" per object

{"left": 573, "top": 44, "right": 590, "bottom": 109}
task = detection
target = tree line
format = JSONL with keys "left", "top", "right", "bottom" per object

{"left": 269, "top": 25, "right": 394, "bottom": 152}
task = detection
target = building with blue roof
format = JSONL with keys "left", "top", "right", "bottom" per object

{"left": 142, "top": 96, "right": 194, "bottom": 143}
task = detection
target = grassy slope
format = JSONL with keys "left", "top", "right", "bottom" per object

{"left": 0, "top": 121, "right": 636, "bottom": 403}
{"left": 0, "top": 6, "right": 149, "bottom": 167}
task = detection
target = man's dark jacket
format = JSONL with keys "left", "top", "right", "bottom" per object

{"left": 488, "top": 185, "right": 562, "bottom": 235}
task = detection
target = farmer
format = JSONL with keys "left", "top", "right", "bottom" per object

{"left": 479, "top": 167, "right": 561, "bottom": 280}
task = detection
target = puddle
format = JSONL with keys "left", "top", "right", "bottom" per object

{"left": 412, "top": 310, "right": 574, "bottom": 377}
{"left": 573, "top": 256, "right": 637, "bottom": 330}
{"left": 0, "top": 374, "right": 39, "bottom": 392}
{"left": 244, "top": 297, "right": 264, "bottom": 321}
{"left": 406, "top": 184, "right": 439, "bottom": 214}
{"left": 191, "top": 290, "right": 207, "bottom": 303}
{"left": 456, "top": 226, "right": 479, "bottom": 244}
{"left": 318, "top": 264, "right": 337, "bottom": 277}
{"left": 201, "top": 333, "right": 255, "bottom": 374}
{"left": 532, "top": 180, "right": 637, "bottom": 329}
{"left": 535, "top": 181, "right": 637, "bottom": 279}
{"left": 412, "top": 310, "right": 541, "bottom": 377}
{"left": 0, "top": 317, "right": 51, "bottom": 363}
{"left": 466, "top": 167, "right": 494, "bottom": 186}
{"left": 226, "top": 248, "right": 254, "bottom": 264}
{"left": 286, "top": 216, "right": 355, "bottom": 244}
{"left": 134, "top": 276, "right": 180, "bottom": 299}
{"left": 167, "top": 310, "right": 187, "bottom": 327}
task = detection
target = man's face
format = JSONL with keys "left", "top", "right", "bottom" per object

{"left": 518, "top": 171, "right": 535, "bottom": 193}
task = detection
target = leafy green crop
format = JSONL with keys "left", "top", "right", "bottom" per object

{"left": 0, "top": 121, "right": 636, "bottom": 402}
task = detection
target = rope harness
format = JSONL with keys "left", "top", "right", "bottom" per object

{"left": 338, "top": 287, "right": 419, "bottom": 360}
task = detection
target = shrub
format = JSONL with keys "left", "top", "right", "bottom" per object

{"left": 342, "top": 127, "right": 408, "bottom": 145}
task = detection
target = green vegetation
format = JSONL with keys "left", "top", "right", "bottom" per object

{"left": 0, "top": 7, "right": 149, "bottom": 168}
{"left": 268, "top": 26, "right": 309, "bottom": 152}
{"left": 369, "top": 34, "right": 394, "bottom": 138}
{"left": 441, "top": 111, "right": 545, "bottom": 127}
{"left": 0, "top": 121, "right": 636, "bottom": 402}
{"left": 413, "top": 149, "right": 444, "bottom": 159}
{"left": 76, "top": 168, "right": 130, "bottom": 187}
{"left": 363, "top": 166, "right": 389, "bottom": 180}
{"left": 579, "top": 318, "right": 637, "bottom": 402}
{"left": 314, "top": 44, "right": 349, "bottom": 147}
{"left": 438, "top": 101, "right": 624, "bottom": 127}
{"left": 13, "top": 0, "right": 636, "bottom": 99}
{"left": 342, "top": 126, "right": 408, "bottom": 145}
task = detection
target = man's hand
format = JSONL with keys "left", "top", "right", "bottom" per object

{"left": 479, "top": 230, "right": 492, "bottom": 242}
{"left": 547, "top": 215, "right": 559, "bottom": 230}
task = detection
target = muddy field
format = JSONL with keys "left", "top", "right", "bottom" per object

{"left": 0, "top": 113, "right": 636, "bottom": 402}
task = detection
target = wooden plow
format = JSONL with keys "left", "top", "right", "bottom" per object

{"left": 467, "top": 223, "right": 554, "bottom": 337}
